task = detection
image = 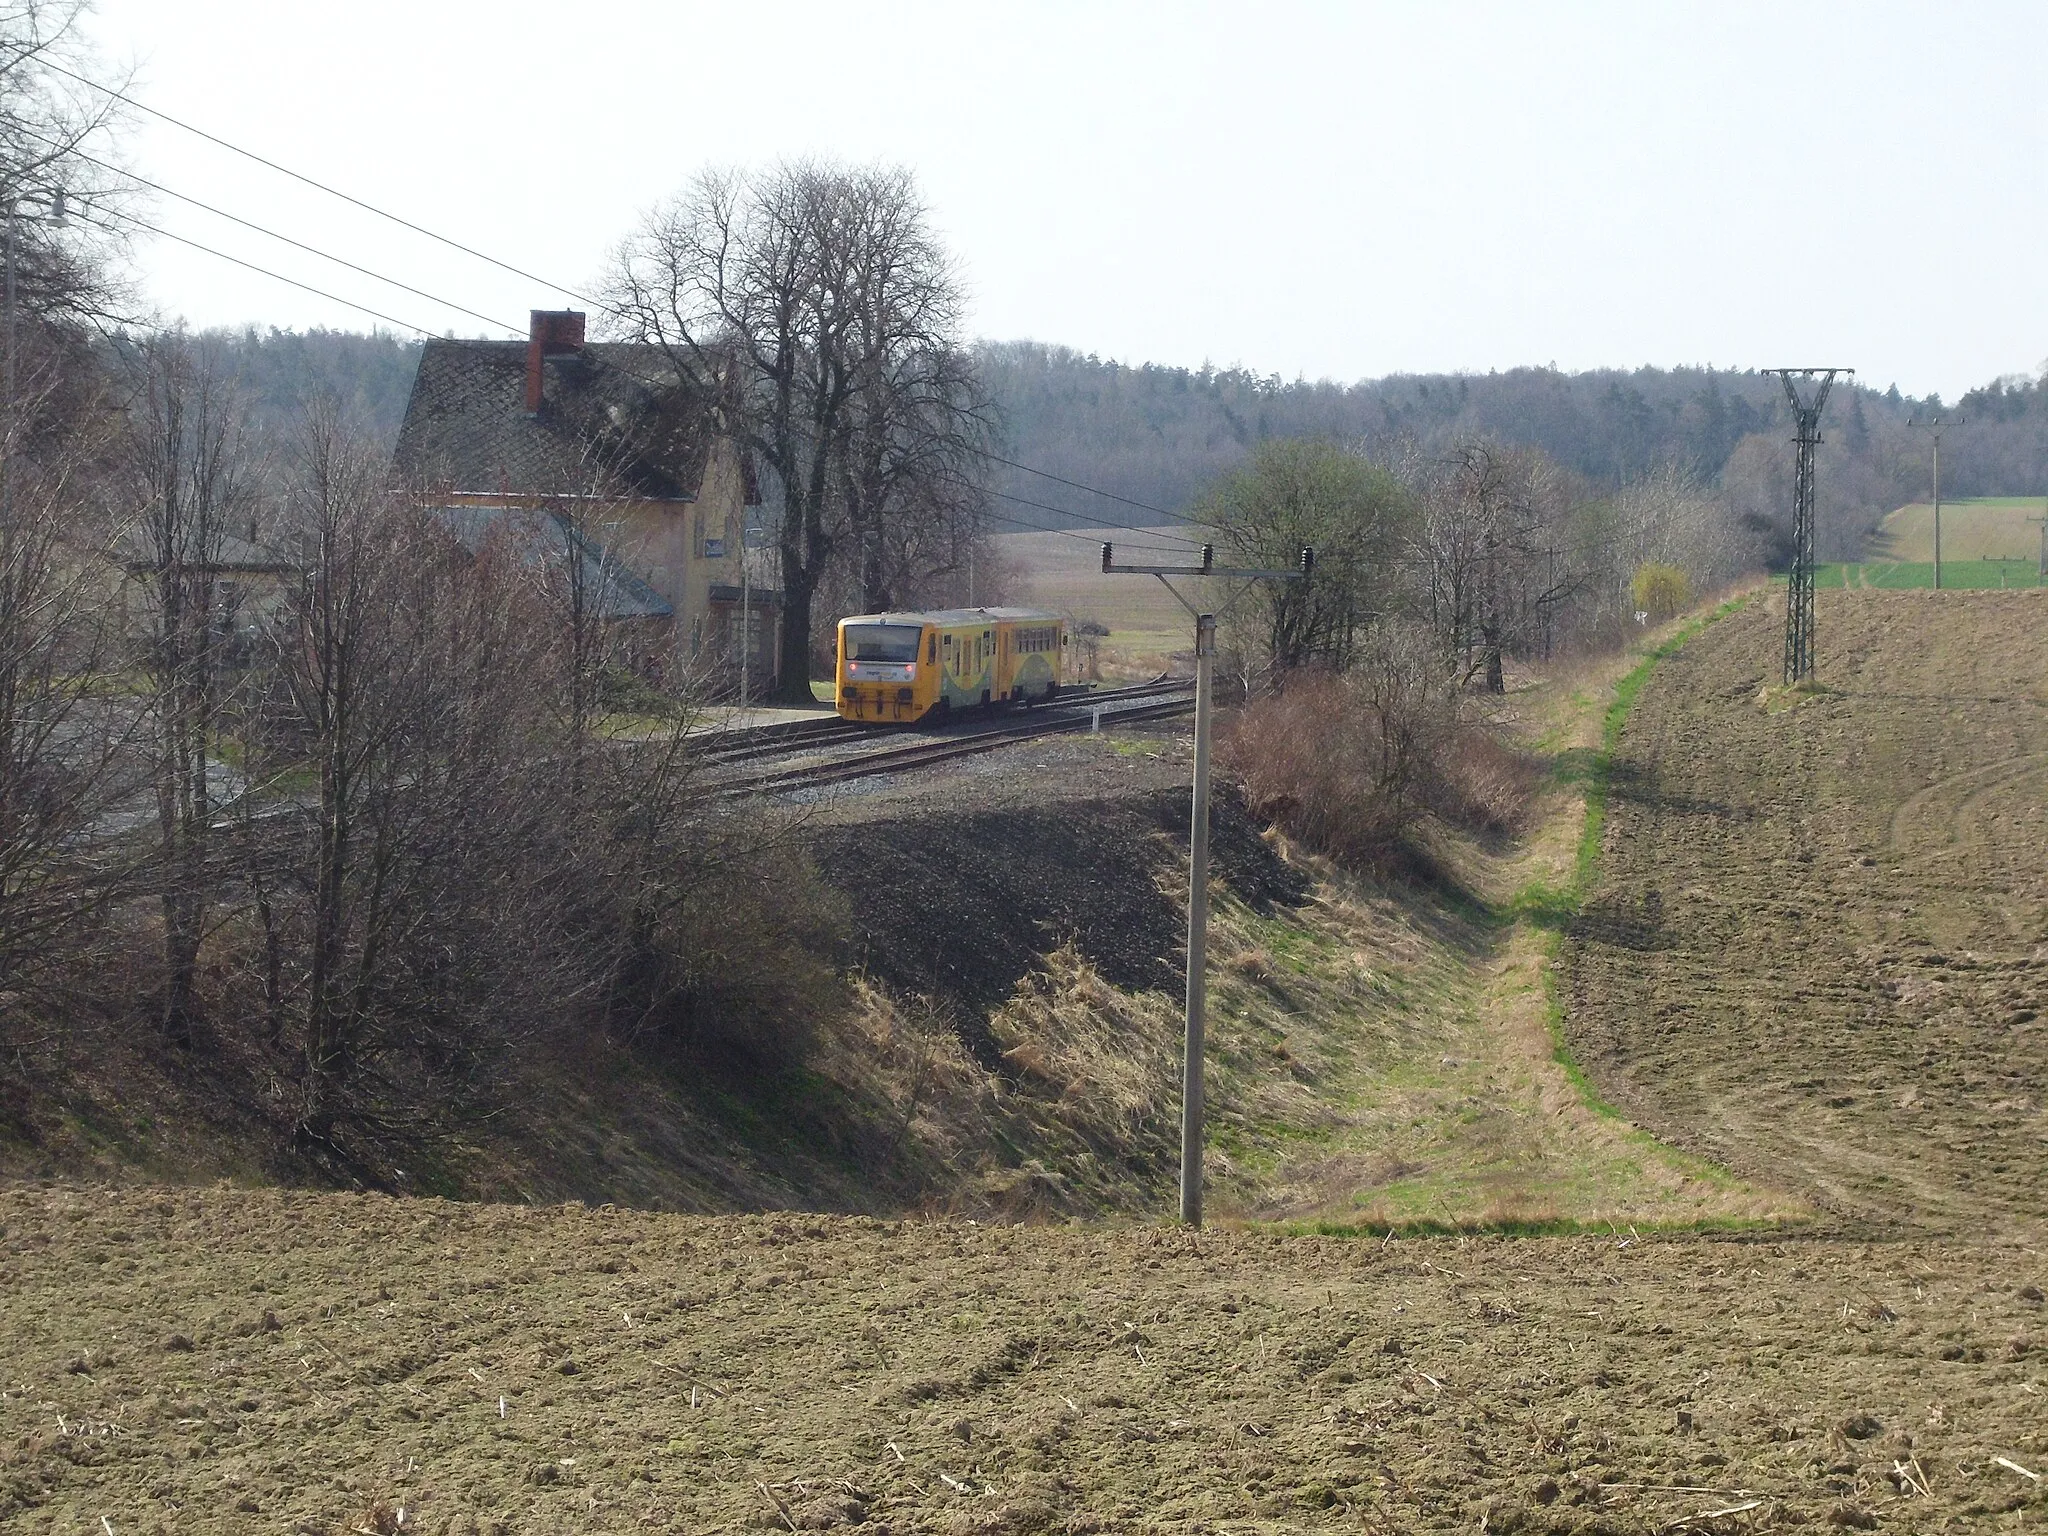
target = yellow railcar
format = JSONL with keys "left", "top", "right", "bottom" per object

{"left": 836, "top": 607, "right": 1065, "bottom": 724}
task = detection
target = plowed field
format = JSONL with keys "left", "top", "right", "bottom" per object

{"left": 3, "top": 1186, "right": 2045, "bottom": 1534}
{"left": 1567, "top": 590, "right": 2048, "bottom": 1236}
{"left": 8, "top": 591, "right": 2048, "bottom": 1533}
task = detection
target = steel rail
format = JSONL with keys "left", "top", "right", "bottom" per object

{"left": 694, "top": 674, "right": 1185, "bottom": 767}
{"left": 720, "top": 692, "right": 1193, "bottom": 796}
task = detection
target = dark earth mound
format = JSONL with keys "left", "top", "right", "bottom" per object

{"left": 811, "top": 781, "right": 1308, "bottom": 1063}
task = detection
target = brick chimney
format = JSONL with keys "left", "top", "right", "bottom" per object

{"left": 524, "top": 309, "right": 586, "bottom": 413}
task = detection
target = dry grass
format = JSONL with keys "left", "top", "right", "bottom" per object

{"left": 802, "top": 602, "right": 1801, "bottom": 1233}
{"left": 1222, "top": 673, "right": 1541, "bottom": 865}
{"left": 818, "top": 961, "right": 1183, "bottom": 1217}
{"left": 989, "top": 943, "right": 1178, "bottom": 1136}
{"left": 1429, "top": 722, "right": 1542, "bottom": 836}
{"left": 1876, "top": 496, "right": 2046, "bottom": 561}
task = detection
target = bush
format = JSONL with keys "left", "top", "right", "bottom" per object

{"left": 1427, "top": 724, "right": 1540, "bottom": 837}
{"left": 1220, "top": 625, "right": 1536, "bottom": 864}
{"left": 1631, "top": 563, "right": 1691, "bottom": 623}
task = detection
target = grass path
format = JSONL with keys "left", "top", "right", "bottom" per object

{"left": 1210, "top": 590, "right": 1806, "bottom": 1234}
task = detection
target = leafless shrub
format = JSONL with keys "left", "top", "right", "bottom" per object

{"left": 1222, "top": 621, "right": 1532, "bottom": 865}
{"left": 0, "top": 387, "right": 132, "bottom": 1020}
{"left": 165, "top": 403, "right": 854, "bottom": 1152}
{"left": 1425, "top": 725, "right": 1540, "bottom": 838}
{"left": 1222, "top": 675, "right": 1414, "bottom": 865}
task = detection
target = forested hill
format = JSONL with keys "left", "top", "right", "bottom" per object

{"left": 979, "top": 341, "right": 1858, "bottom": 511}
{"left": 187, "top": 328, "right": 2048, "bottom": 564}
{"left": 978, "top": 342, "right": 2048, "bottom": 562}
{"left": 198, "top": 327, "right": 424, "bottom": 445}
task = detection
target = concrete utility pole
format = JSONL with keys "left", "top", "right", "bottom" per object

{"left": 2030, "top": 502, "right": 2047, "bottom": 583}
{"left": 1909, "top": 414, "right": 1965, "bottom": 590}
{"left": 739, "top": 521, "right": 752, "bottom": 711}
{"left": 1099, "top": 539, "right": 1310, "bottom": 1228}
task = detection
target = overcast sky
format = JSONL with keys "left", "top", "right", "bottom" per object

{"left": 78, "top": 0, "right": 2047, "bottom": 400}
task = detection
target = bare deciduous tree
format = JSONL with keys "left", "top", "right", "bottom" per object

{"left": 126, "top": 335, "right": 256, "bottom": 1045}
{"left": 608, "top": 160, "right": 989, "bottom": 698}
{"left": 0, "top": 382, "right": 127, "bottom": 1010}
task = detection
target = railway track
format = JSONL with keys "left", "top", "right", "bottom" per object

{"left": 714, "top": 680, "right": 1194, "bottom": 795}
{"left": 694, "top": 675, "right": 1183, "bottom": 769}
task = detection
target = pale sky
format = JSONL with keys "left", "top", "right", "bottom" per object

{"left": 78, "top": 0, "right": 2048, "bottom": 400}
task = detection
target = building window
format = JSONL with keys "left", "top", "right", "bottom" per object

{"left": 702, "top": 538, "right": 726, "bottom": 559}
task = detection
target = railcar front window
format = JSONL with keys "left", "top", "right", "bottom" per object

{"left": 844, "top": 625, "right": 921, "bottom": 663}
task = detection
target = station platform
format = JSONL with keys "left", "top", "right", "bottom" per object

{"left": 694, "top": 702, "right": 838, "bottom": 731}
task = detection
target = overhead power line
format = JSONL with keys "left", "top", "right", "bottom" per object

{"left": 981, "top": 507, "right": 1115, "bottom": 546}
{"left": 988, "top": 451, "right": 1193, "bottom": 525}
{"left": 73, "top": 204, "right": 443, "bottom": 337}
{"left": 32, "top": 133, "right": 520, "bottom": 335}
{"left": 993, "top": 488, "right": 1202, "bottom": 547}
{"left": 983, "top": 503, "right": 1206, "bottom": 552}
{"left": 27, "top": 50, "right": 607, "bottom": 313}
{"left": 21, "top": 53, "right": 1223, "bottom": 554}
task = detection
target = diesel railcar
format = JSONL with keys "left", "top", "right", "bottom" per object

{"left": 836, "top": 607, "right": 1065, "bottom": 724}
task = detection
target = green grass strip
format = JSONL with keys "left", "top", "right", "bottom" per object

{"left": 1267, "top": 1213, "right": 1795, "bottom": 1241}
{"left": 1791, "top": 561, "right": 2047, "bottom": 591}
{"left": 1539, "top": 595, "right": 1749, "bottom": 1120}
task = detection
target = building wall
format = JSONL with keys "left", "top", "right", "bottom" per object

{"left": 438, "top": 436, "right": 778, "bottom": 688}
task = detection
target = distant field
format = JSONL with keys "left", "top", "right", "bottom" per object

{"left": 996, "top": 525, "right": 1219, "bottom": 671}
{"left": 1874, "top": 494, "right": 2046, "bottom": 561}
{"left": 1807, "top": 559, "right": 2046, "bottom": 589}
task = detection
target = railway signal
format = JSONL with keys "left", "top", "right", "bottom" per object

{"left": 1100, "top": 539, "right": 1312, "bottom": 1228}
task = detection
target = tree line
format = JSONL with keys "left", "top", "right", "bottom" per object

{"left": 977, "top": 344, "right": 2048, "bottom": 566}
{"left": 202, "top": 327, "right": 2048, "bottom": 595}
{"left": 1208, "top": 433, "right": 1757, "bottom": 863}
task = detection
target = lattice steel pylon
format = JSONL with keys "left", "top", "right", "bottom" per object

{"left": 1764, "top": 368, "right": 1852, "bottom": 684}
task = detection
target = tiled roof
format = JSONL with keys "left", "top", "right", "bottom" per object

{"left": 428, "top": 505, "right": 675, "bottom": 621}
{"left": 394, "top": 340, "right": 713, "bottom": 501}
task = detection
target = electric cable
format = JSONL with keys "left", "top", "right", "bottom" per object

{"left": 26, "top": 129, "right": 521, "bottom": 334}
{"left": 28, "top": 50, "right": 607, "bottom": 312}
{"left": 71, "top": 203, "right": 442, "bottom": 336}
{"left": 987, "top": 451, "right": 1194, "bottom": 525}
{"left": 992, "top": 488, "right": 1203, "bottom": 547}
{"left": 24, "top": 54, "right": 1225, "bottom": 549}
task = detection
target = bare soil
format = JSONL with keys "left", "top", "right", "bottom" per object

{"left": 807, "top": 729, "right": 1302, "bottom": 1034}
{"left": 7, "top": 592, "right": 2048, "bottom": 1531}
{"left": 4, "top": 1185, "right": 2044, "bottom": 1535}
{"left": 1566, "top": 590, "right": 2048, "bottom": 1238}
